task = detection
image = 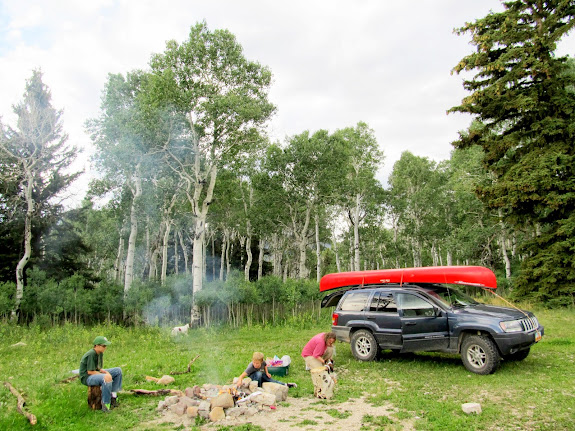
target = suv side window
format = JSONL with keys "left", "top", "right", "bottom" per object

{"left": 339, "top": 291, "right": 372, "bottom": 311}
{"left": 396, "top": 293, "right": 435, "bottom": 317}
{"left": 369, "top": 291, "right": 398, "bottom": 313}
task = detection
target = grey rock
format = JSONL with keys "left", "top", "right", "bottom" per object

{"left": 462, "top": 403, "right": 482, "bottom": 415}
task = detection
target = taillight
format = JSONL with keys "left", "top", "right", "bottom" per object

{"left": 332, "top": 313, "right": 339, "bottom": 326}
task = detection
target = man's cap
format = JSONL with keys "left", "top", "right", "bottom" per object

{"left": 93, "top": 336, "right": 111, "bottom": 346}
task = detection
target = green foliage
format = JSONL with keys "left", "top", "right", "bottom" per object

{"left": 0, "top": 281, "right": 15, "bottom": 318}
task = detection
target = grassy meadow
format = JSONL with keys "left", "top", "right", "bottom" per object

{"left": 0, "top": 307, "right": 574, "bottom": 431}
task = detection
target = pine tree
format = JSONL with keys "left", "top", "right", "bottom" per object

{"left": 450, "top": 1, "right": 575, "bottom": 302}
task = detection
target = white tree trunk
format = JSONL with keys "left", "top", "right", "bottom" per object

{"left": 498, "top": 209, "right": 512, "bottom": 279}
{"left": 211, "top": 234, "right": 216, "bottom": 280}
{"left": 331, "top": 232, "right": 341, "bottom": 273}
{"left": 315, "top": 213, "right": 321, "bottom": 282}
{"left": 226, "top": 239, "right": 232, "bottom": 277}
{"left": 244, "top": 223, "right": 252, "bottom": 282}
{"left": 12, "top": 173, "right": 34, "bottom": 321}
{"left": 258, "top": 237, "right": 264, "bottom": 280}
{"left": 161, "top": 219, "right": 172, "bottom": 284}
{"left": 114, "top": 235, "right": 125, "bottom": 284}
{"left": 124, "top": 166, "right": 142, "bottom": 297}
{"left": 220, "top": 230, "right": 227, "bottom": 281}
{"left": 353, "top": 193, "right": 361, "bottom": 271}
{"left": 294, "top": 205, "right": 311, "bottom": 279}
{"left": 178, "top": 230, "right": 189, "bottom": 274}
{"left": 190, "top": 163, "right": 218, "bottom": 323}
{"left": 272, "top": 233, "right": 282, "bottom": 277}
{"left": 174, "top": 231, "right": 179, "bottom": 275}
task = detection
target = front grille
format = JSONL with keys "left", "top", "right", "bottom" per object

{"left": 520, "top": 316, "right": 538, "bottom": 332}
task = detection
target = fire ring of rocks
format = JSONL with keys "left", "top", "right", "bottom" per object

{"left": 157, "top": 378, "right": 289, "bottom": 423}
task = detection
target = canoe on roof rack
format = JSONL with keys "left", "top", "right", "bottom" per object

{"left": 319, "top": 266, "right": 497, "bottom": 292}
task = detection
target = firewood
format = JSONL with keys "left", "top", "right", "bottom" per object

{"left": 130, "top": 388, "right": 183, "bottom": 396}
{"left": 60, "top": 375, "right": 79, "bottom": 384}
{"left": 170, "top": 354, "right": 200, "bottom": 375}
{"left": 3, "top": 382, "right": 37, "bottom": 425}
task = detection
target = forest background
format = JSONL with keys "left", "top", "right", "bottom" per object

{"left": 1, "top": 1, "right": 575, "bottom": 326}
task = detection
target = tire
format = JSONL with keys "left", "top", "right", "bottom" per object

{"left": 461, "top": 335, "right": 500, "bottom": 375}
{"left": 504, "top": 348, "right": 530, "bottom": 361}
{"left": 351, "top": 329, "right": 378, "bottom": 361}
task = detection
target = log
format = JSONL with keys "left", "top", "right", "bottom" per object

{"left": 3, "top": 381, "right": 37, "bottom": 425}
{"left": 170, "top": 354, "right": 200, "bottom": 375}
{"left": 87, "top": 385, "right": 102, "bottom": 410}
{"left": 60, "top": 375, "right": 79, "bottom": 384}
{"left": 130, "top": 388, "right": 183, "bottom": 396}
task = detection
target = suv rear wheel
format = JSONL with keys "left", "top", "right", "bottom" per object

{"left": 351, "top": 329, "right": 378, "bottom": 361}
{"left": 461, "top": 334, "right": 500, "bottom": 374}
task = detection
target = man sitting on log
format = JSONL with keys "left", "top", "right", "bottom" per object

{"left": 79, "top": 336, "right": 123, "bottom": 412}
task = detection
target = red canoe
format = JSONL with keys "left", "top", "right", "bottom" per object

{"left": 319, "top": 266, "right": 497, "bottom": 292}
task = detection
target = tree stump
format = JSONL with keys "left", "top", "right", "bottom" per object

{"left": 87, "top": 385, "right": 102, "bottom": 410}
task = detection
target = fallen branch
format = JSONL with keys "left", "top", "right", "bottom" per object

{"left": 3, "top": 382, "right": 37, "bottom": 425}
{"left": 130, "top": 388, "right": 183, "bottom": 396}
{"left": 60, "top": 375, "right": 79, "bottom": 384}
{"left": 170, "top": 354, "right": 200, "bottom": 375}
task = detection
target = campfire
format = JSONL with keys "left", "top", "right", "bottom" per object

{"left": 154, "top": 378, "right": 289, "bottom": 423}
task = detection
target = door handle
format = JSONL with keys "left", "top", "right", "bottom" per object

{"left": 405, "top": 322, "right": 417, "bottom": 326}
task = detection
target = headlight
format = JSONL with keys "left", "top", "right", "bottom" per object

{"left": 500, "top": 320, "right": 523, "bottom": 333}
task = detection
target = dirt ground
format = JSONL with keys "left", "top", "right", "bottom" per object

{"left": 144, "top": 394, "right": 417, "bottom": 430}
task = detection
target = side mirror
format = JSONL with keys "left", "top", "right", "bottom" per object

{"left": 434, "top": 307, "right": 442, "bottom": 317}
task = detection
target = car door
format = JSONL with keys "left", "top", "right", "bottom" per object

{"left": 363, "top": 291, "right": 402, "bottom": 349}
{"left": 395, "top": 292, "right": 449, "bottom": 352}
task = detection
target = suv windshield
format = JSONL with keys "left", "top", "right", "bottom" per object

{"left": 422, "top": 286, "right": 479, "bottom": 308}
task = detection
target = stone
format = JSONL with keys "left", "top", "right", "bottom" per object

{"left": 249, "top": 380, "right": 259, "bottom": 392}
{"left": 244, "top": 407, "right": 258, "bottom": 417}
{"left": 193, "top": 385, "right": 202, "bottom": 397}
{"left": 186, "top": 406, "right": 199, "bottom": 417}
{"left": 242, "top": 377, "right": 252, "bottom": 388}
{"left": 178, "top": 396, "right": 197, "bottom": 407}
{"left": 211, "top": 392, "right": 234, "bottom": 409}
{"left": 262, "top": 382, "right": 288, "bottom": 402}
{"left": 156, "top": 400, "right": 166, "bottom": 411}
{"left": 156, "top": 375, "right": 175, "bottom": 385}
{"left": 198, "top": 400, "right": 211, "bottom": 418}
{"left": 462, "top": 403, "right": 482, "bottom": 415}
{"left": 164, "top": 395, "right": 180, "bottom": 406}
{"left": 249, "top": 391, "right": 276, "bottom": 406}
{"left": 209, "top": 406, "right": 226, "bottom": 422}
{"left": 184, "top": 387, "right": 195, "bottom": 397}
{"left": 170, "top": 403, "right": 186, "bottom": 416}
{"left": 225, "top": 407, "right": 246, "bottom": 418}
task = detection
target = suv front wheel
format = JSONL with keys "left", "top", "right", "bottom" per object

{"left": 461, "top": 334, "right": 500, "bottom": 374}
{"left": 351, "top": 329, "right": 378, "bottom": 361}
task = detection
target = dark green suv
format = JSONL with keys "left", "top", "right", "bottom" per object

{"left": 322, "top": 283, "right": 543, "bottom": 374}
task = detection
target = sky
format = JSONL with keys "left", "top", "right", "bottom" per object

{"left": 1, "top": 0, "right": 575, "bottom": 207}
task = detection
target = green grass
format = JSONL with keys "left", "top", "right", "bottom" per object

{"left": 0, "top": 308, "right": 574, "bottom": 430}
